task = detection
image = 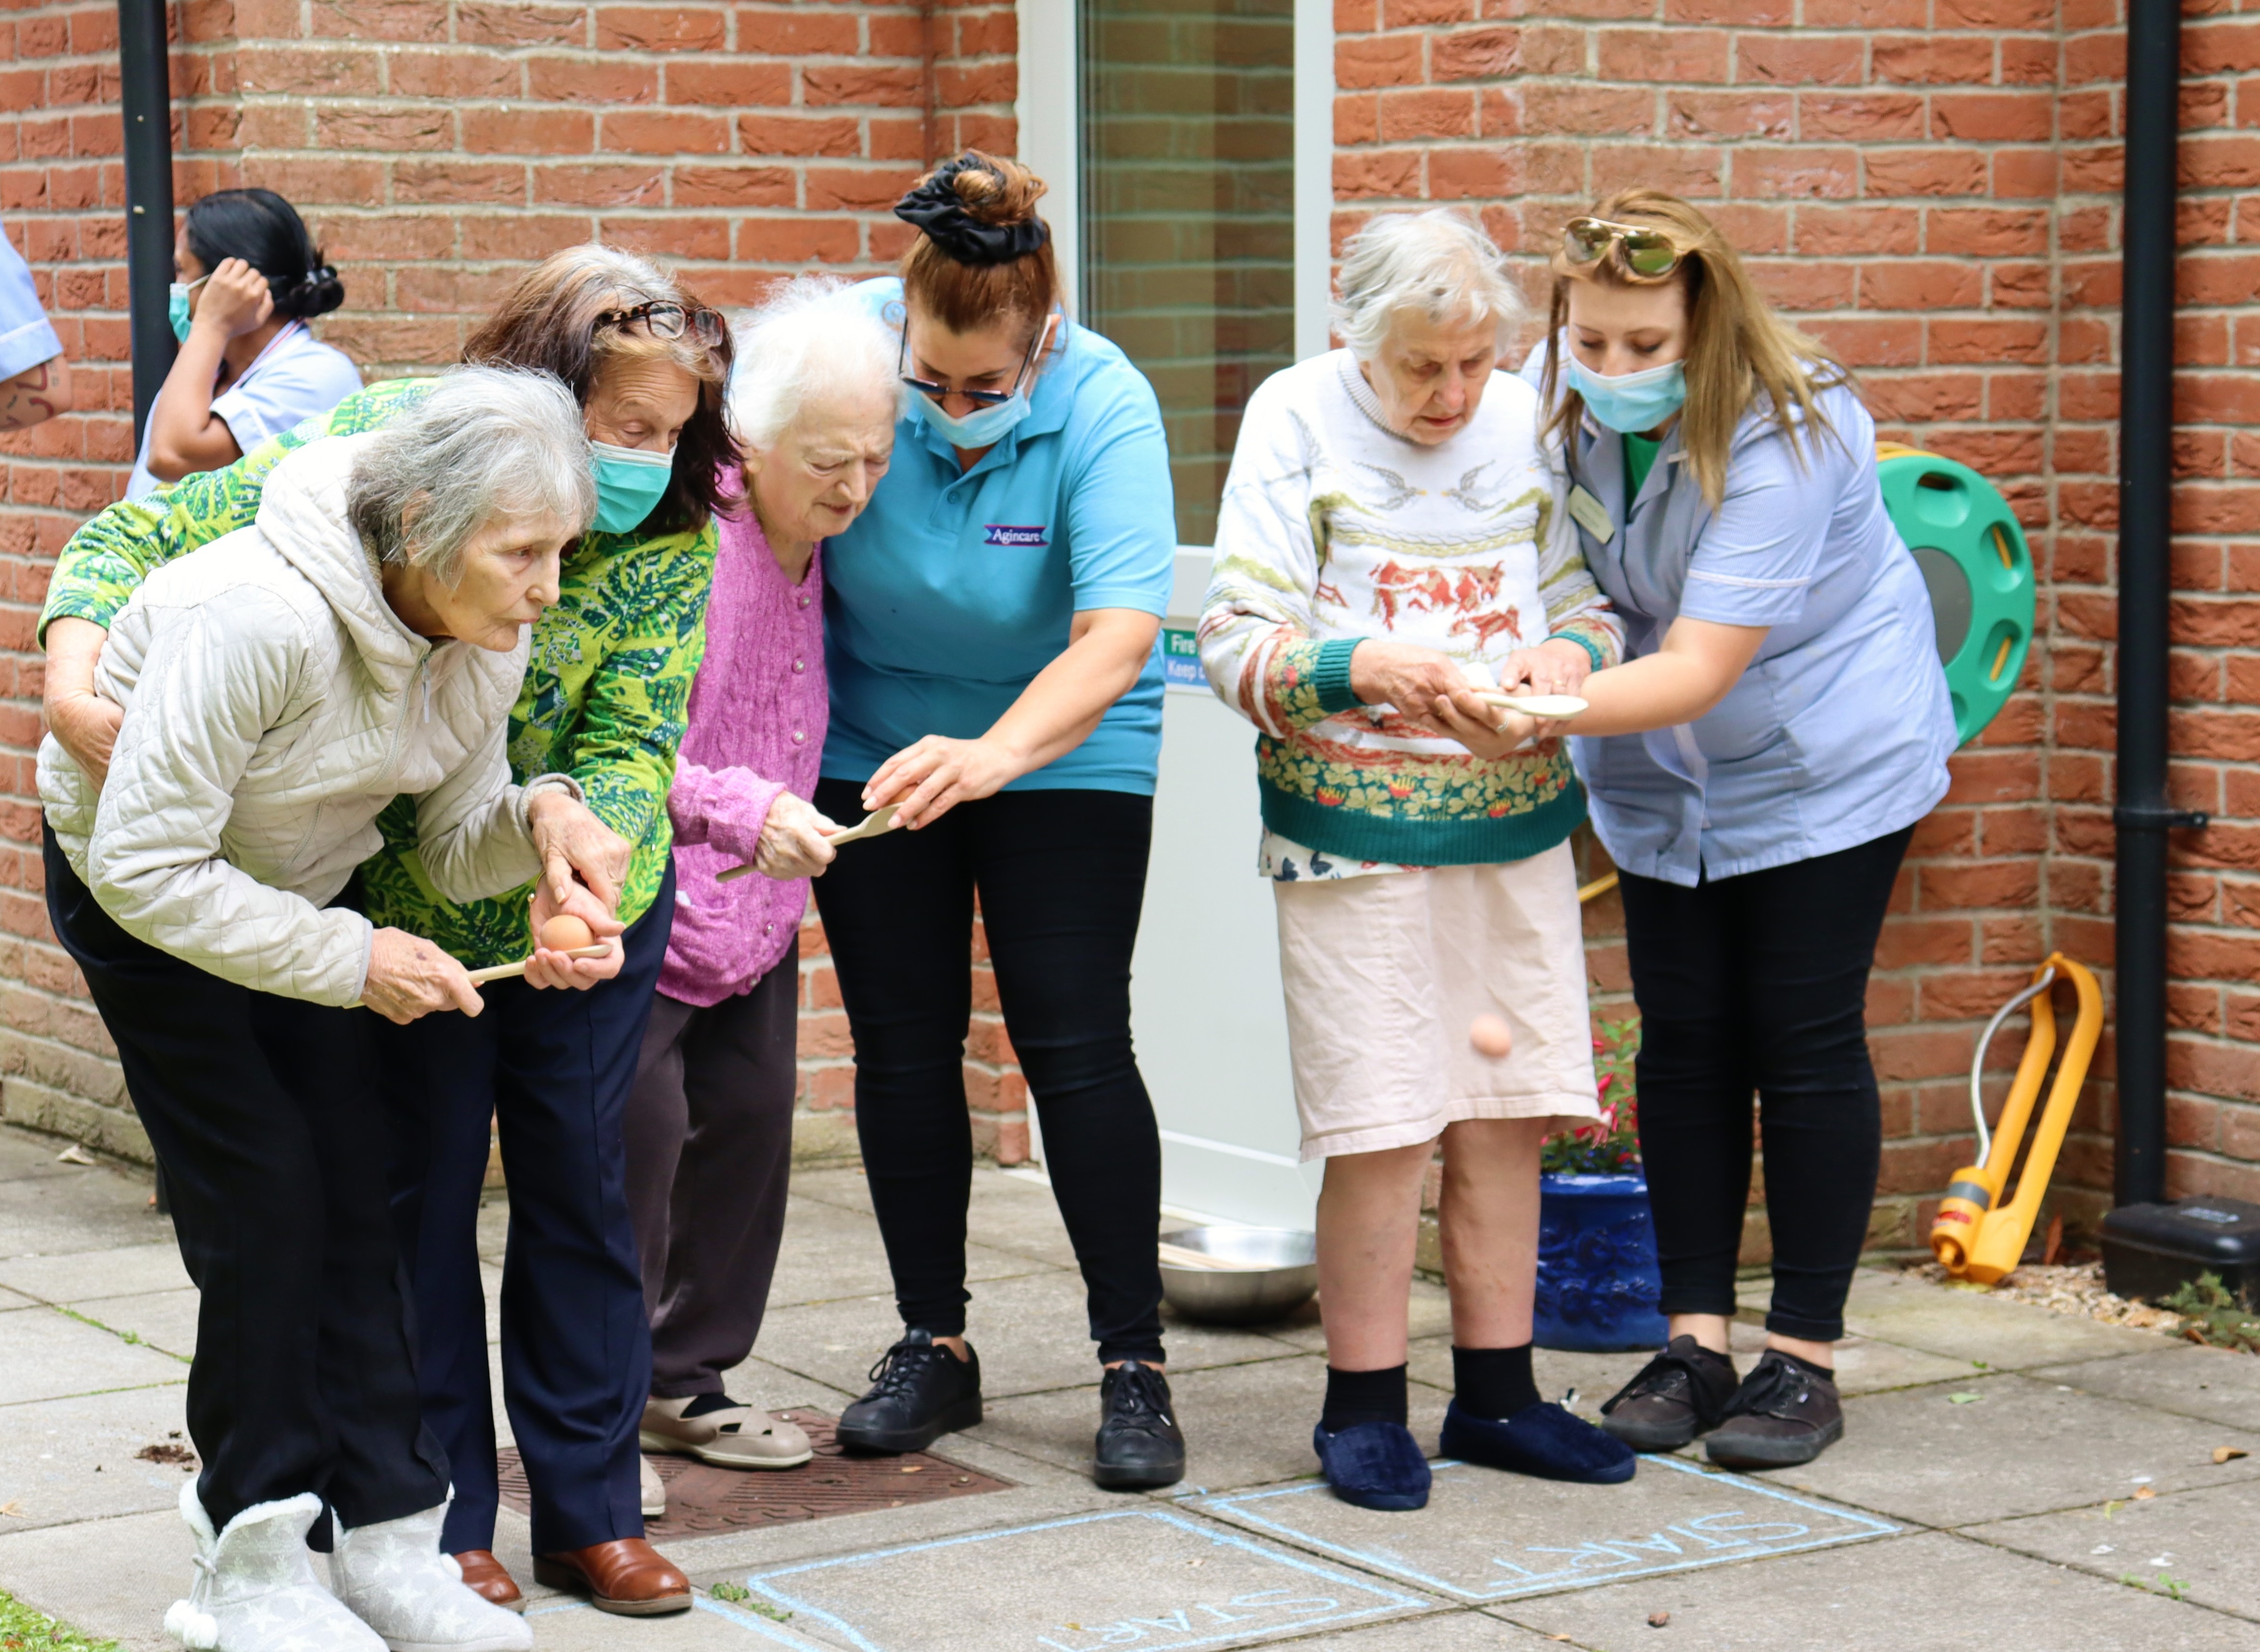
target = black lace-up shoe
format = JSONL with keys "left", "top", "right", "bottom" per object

{"left": 1598, "top": 1335, "right": 1740, "bottom": 1452}
{"left": 1093, "top": 1360, "right": 1185, "bottom": 1489}
{"left": 1704, "top": 1349, "right": 1844, "bottom": 1470}
{"left": 835, "top": 1330, "right": 983, "bottom": 1454}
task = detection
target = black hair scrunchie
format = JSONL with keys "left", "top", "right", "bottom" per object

{"left": 894, "top": 155, "right": 1049, "bottom": 266}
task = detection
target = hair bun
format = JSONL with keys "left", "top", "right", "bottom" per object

{"left": 894, "top": 152, "right": 1048, "bottom": 267}
{"left": 291, "top": 260, "right": 345, "bottom": 319}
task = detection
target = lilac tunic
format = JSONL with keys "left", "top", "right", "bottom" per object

{"left": 661, "top": 492, "right": 827, "bottom": 1007}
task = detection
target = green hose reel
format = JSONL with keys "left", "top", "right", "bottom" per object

{"left": 1877, "top": 444, "right": 2034, "bottom": 747}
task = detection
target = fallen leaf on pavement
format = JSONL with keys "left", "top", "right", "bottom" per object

{"left": 0, "top": 1500, "right": 23, "bottom": 1518}
{"left": 2214, "top": 1447, "right": 2247, "bottom": 1465}
{"left": 55, "top": 1144, "right": 95, "bottom": 1166}
{"left": 1948, "top": 1392, "right": 1981, "bottom": 1404}
{"left": 1648, "top": 1610, "right": 1672, "bottom": 1627}
{"left": 2135, "top": 1486, "right": 2157, "bottom": 1500}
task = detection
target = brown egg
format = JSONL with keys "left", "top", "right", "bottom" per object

{"left": 538, "top": 913, "right": 595, "bottom": 953}
{"left": 1468, "top": 1013, "right": 1514, "bottom": 1060}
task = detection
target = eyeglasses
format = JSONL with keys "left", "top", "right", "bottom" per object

{"left": 594, "top": 301, "right": 724, "bottom": 346}
{"left": 897, "top": 321, "right": 1045, "bottom": 410}
{"left": 1562, "top": 217, "right": 1692, "bottom": 282}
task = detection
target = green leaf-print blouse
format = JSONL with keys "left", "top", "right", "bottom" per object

{"left": 41, "top": 376, "right": 715, "bottom": 968}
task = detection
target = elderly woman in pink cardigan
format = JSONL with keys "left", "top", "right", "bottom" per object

{"left": 623, "top": 277, "right": 901, "bottom": 1482}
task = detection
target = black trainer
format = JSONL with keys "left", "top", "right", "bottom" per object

{"left": 835, "top": 1330, "right": 983, "bottom": 1454}
{"left": 1598, "top": 1335, "right": 1739, "bottom": 1451}
{"left": 1704, "top": 1349, "right": 1844, "bottom": 1470}
{"left": 1093, "top": 1360, "right": 1185, "bottom": 1490}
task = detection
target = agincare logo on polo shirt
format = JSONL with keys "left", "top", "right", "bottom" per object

{"left": 983, "top": 524, "right": 1048, "bottom": 548}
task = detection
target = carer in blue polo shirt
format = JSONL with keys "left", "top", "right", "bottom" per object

{"left": 806, "top": 153, "right": 1187, "bottom": 1493}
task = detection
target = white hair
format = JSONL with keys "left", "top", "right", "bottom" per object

{"left": 346, "top": 366, "right": 594, "bottom": 586}
{"left": 728, "top": 276, "right": 906, "bottom": 452}
{"left": 1329, "top": 209, "right": 1528, "bottom": 361}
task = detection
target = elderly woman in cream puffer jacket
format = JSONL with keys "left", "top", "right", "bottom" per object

{"left": 38, "top": 367, "right": 626, "bottom": 1652}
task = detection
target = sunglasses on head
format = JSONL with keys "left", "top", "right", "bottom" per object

{"left": 897, "top": 321, "right": 1046, "bottom": 410}
{"left": 1562, "top": 217, "right": 1692, "bottom": 281}
{"left": 593, "top": 300, "right": 724, "bottom": 346}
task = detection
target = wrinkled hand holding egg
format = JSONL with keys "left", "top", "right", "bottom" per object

{"left": 1468, "top": 1014, "right": 1514, "bottom": 1060}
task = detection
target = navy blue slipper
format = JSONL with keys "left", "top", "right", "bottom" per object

{"left": 1312, "top": 1420, "right": 1432, "bottom": 1511}
{"left": 1439, "top": 1399, "right": 1637, "bottom": 1485}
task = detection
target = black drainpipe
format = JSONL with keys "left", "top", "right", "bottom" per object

{"left": 116, "top": 0, "right": 175, "bottom": 433}
{"left": 2113, "top": 0, "right": 2201, "bottom": 1210}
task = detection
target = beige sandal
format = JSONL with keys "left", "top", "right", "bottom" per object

{"left": 639, "top": 1395, "right": 814, "bottom": 1470}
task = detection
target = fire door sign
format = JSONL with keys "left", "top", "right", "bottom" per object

{"left": 1162, "top": 627, "right": 1205, "bottom": 693}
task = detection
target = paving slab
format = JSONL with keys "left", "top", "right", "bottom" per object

{"left": 1489, "top": 1527, "right": 2260, "bottom": 1651}
{"left": 0, "top": 1383, "right": 197, "bottom": 1529}
{"left": 756, "top": 1270, "right": 1301, "bottom": 1402}
{"left": 793, "top": 1166, "right": 1085, "bottom": 1270}
{"left": 726, "top": 1507, "right": 1435, "bottom": 1652}
{"left": 1277, "top": 1611, "right": 1564, "bottom": 1648}
{"left": 1202, "top": 1452, "right": 1892, "bottom": 1605}
{"left": 0, "top": 1163, "right": 168, "bottom": 1260}
{"left": 526, "top": 1598, "right": 814, "bottom": 1649}
{"left": 0, "top": 1506, "right": 187, "bottom": 1652}
{"left": 0, "top": 1285, "right": 35, "bottom": 1310}
{"left": 0, "top": 1304, "right": 190, "bottom": 1405}
{"left": 2035, "top": 1344, "right": 2260, "bottom": 1432}
{"left": 1800, "top": 1268, "right": 2176, "bottom": 1370}
{"left": 971, "top": 1354, "right": 1453, "bottom": 1494}
{"left": 0, "top": 1129, "right": 88, "bottom": 1185}
{"left": 1969, "top": 1479, "right": 2260, "bottom": 1624}
{"left": 714, "top": 1353, "right": 864, "bottom": 1413}
{"left": 764, "top": 1193, "right": 1051, "bottom": 1310}
{"left": 64, "top": 1288, "right": 199, "bottom": 1360}
{"left": 1781, "top": 1372, "right": 2260, "bottom": 1526}
{"left": 0, "top": 1241, "right": 191, "bottom": 1303}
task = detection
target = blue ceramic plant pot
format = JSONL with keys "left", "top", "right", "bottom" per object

{"left": 1533, "top": 1171, "right": 1669, "bottom": 1353}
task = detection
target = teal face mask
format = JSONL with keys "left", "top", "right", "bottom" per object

{"left": 166, "top": 276, "right": 208, "bottom": 344}
{"left": 1564, "top": 353, "right": 1687, "bottom": 435}
{"left": 589, "top": 440, "right": 676, "bottom": 535}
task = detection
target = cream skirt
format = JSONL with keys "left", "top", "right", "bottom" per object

{"left": 1273, "top": 842, "right": 1601, "bottom": 1161}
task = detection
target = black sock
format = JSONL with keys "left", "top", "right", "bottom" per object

{"left": 680, "top": 1393, "right": 741, "bottom": 1419}
{"left": 1321, "top": 1364, "right": 1407, "bottom": 1431}
{"left": 1453, "top": 1344, "right": 1541, "bottom": 1420}
{"left": 1778, "top": 1349, "right": 1835, "bottom": 1380}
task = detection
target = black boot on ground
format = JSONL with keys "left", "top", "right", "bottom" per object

{"left": 1597, "top": 1334, "right": 1740, "bottom": 1452}
{"left": 1093, "top": 1360, "right": 1185, "bottom": 1489}
{"left": 1704, "top": 1349, "right": 1844, "bottom": 1469}
{"left": 835, "top": 1330, "right": 983, "bottom": 1454}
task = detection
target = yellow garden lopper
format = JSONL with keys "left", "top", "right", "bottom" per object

{"left": 1929, "top": 954, "right": 2104, "bottom": 1284}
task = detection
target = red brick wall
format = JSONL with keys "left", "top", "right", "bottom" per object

{"left": 0, "top": 0, "right": 1022, "bottom": 1163}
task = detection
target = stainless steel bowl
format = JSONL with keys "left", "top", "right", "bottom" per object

{"left": 1157, "top": 1225, "right": 1318, "bottom": 1325}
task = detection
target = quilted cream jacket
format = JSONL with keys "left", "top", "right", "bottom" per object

{"left": 39, "top": 434, "right": 570, "bottom": 1006}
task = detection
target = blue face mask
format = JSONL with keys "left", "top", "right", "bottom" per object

{"left": 1564, "top": 354, "right": 1687, "bottom": 435}
{"left": 588, "top": 440, "right": 675, "bottom": 535}
{"left": 913, "top": 386, "right": 1033, "bottom": 449}
{"left": 167, "top": 279, "right": 202, "bottom": 344}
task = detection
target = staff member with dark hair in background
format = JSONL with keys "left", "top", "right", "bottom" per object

{"left": 815, "top": 151, "right": 1187, "bottom": 1491}
{"left": 128, "top": 188, "right": 360, "bottom": 498}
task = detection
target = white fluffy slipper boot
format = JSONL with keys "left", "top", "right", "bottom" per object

{"left": 166, "top": 1481, "right": 385, "bottom": 1652}
{"left": 330, "top": 1499, "right": 532, "bottom": 1652}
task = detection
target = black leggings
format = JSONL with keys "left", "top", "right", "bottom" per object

{"left": 1617, "top": 827, "right": 1913, "bottom": 1344}
{"left": 812, "top": 781, "right": 1165, "bottom": 1364}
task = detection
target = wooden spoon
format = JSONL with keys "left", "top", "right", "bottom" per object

{"left": 717, "top": 805, "right": 901, "bottom": 884}
{"left": 1473, "top": 691, "right": 1588, "bottom": 720}
{"left": 464, "top": 945, "right": 609, "bottom": 986}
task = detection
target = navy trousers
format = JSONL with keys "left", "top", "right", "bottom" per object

{"left": 381, "top": 867, "right": 674, "bottom": 1556}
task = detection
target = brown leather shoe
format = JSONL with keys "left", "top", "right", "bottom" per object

{"left": 451, "top": 1550, "right": 525, "bottom": 1614}
{"left": 533, "top": 1538, "right": 690, "bottom": 1616}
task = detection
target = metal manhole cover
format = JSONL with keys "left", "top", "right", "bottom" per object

{"left": 496, "top": 1410, "right": 1012, "bottom": 1537}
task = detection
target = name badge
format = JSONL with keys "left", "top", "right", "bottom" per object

{"left": 1567, "top": 485, "right": 1614, "bottom": 544}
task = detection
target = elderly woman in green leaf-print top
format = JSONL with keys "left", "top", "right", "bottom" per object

{"left": 39, "top": 247, "right": 728, "bottom": 1617}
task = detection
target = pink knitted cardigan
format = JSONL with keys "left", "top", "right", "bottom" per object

{"left": 660, "top": 488, "right": 827, "bottom": 1007}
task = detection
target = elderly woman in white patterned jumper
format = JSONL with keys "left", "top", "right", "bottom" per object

{"left": 1200, "top": 209, "right": 1634, "bottom": 1511}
